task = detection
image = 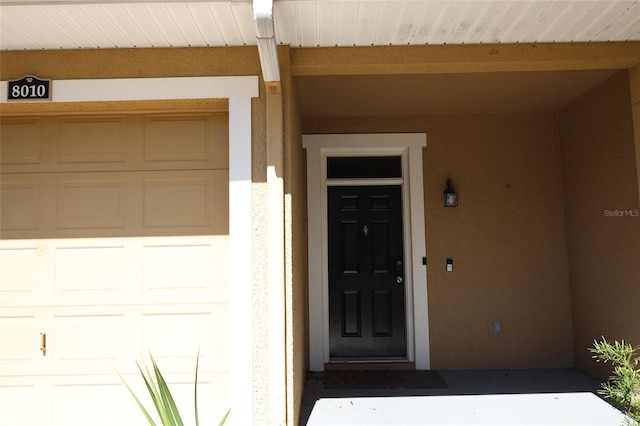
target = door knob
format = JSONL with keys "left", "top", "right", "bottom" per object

{"left": 396, "top": 276, "right": 403, "bottom": 284}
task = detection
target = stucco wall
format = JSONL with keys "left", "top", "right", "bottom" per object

{"left": 559, "top": 71, "right": 640, "bottom": 378}
{"left": 303, "top": 112, "right": 574, "bottom": 369}
{"left": 281, "top": 46, "right": 308, "bottom": 425}
{"left": 631, "top": 63, "right": 640, "bottom": 204}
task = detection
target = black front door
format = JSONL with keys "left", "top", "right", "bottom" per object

{"left": 328, "top": 185, "right": 406, "bottom": 358}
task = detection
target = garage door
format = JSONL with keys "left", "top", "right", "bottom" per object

{"left": 0, "top": 112, "right": 230, "bottom": 425}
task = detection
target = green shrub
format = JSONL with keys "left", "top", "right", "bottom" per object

{"left": 119, "top": 352, "right": 229, "bottom": 426}
{"left": 590, "top": 337, "right": 640, "bottom": 425}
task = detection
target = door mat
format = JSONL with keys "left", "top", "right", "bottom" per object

{"left": 318, "top": 369, "right": 448, "bottom": 389}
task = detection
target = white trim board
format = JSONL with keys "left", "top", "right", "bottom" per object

{"left": 303, "top": 133, "right": 430, "bottom": 371}
{"left": 1, "top": 76, "right": 259, "bottom": 426}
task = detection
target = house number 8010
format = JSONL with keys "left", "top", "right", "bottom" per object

{"left": 12, "top": 84, "right": 46, "bottom": 98}
{"left": 7, "top": 75, "right": 51, "bottom": 101}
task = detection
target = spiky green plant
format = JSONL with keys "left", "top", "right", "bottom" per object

{"left": 119, "top": 352, "right": 229, "bottom": 426}
{"left": 590, "top": 336, "right": 640, "bottom": 425}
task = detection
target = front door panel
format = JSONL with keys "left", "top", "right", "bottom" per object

{"left": 328, "top": 185, "right": 406, "bottom": 358}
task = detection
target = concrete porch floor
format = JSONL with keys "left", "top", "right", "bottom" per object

{"left": 300, "top": 368, "right": 629, "bottom": 425}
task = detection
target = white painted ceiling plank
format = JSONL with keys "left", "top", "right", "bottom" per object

{"left": 20, "top": 6, "right": 76, "bottom": 49}
{"left": 0, "top": 20, "right": 31, "bottom": 50}
{"left": 524, "top": 1, "right": 574, "bottom": 43}
{"left": 392, "top": 1, "right": 426, "bottom": 45}
{"left": 315, "top": 1, "right": 338, "bottom": 46}
{"left": 273, "top": 2, "right": 300, "bottom": 46}
{"left": 457, "top": 0, "right": 492, "bottom": 45}
{"left": 552, "top": 1, "right": 604, "bottom": 42}
{"left": 445, "top": 1, "right": 488, "bottom": 45}
{"left": 65, "top": 5, "right": 107, "bottom": 48}
{"left": 472, "top": 1, "right": 516, "bottom": 43}
{"left": 572, "top": 1, "right": 629, "bottom": 42}
{"left": 486, "top": 1, "right": 534, "bottom": 44}
{"left": 593, "top": 1, "right": 640, "bottom": 41}
{"left": 406, "top": 0, "right": 433, "bottom": 45}
{"left": 561, "top": 2, "right": 602, "bottom": 41}
{"left": 1, "top": 7, "right": 46, "bottom": 49}
{"left": 43, "top": 7, "right": 84, "bottom": 48}
{"left": 335, "top": 1, "right": 359, "bottom": 46}
{"left": 144, "top": 4, "right": 188, "bottom": 47}
{"left": 1, "top": 0, "right": 639, "bottom": 51}
{"left": 122, "top": 4, "right": 168, "bottom": 47}
{"left": 499, "top": 1, "right": 548, "bottom": 43}
{"left": 208, "top": 2, "right": 247, "bottom": 46}
{"left": 93, "top": 4, "right": 149, "bottom": 48}
{"left": 371, "top": 1, "right": 403, "bottom": 46}
{"left": 96, "top": 5, "right": 147, "bottom": 48}
{"left": 230, "top": 3, "right": 256, "bottom": 46}
{"left": 164, "top": 3, "right": 206, "bottom": 47}
{"left": 190, "top": 3, "right": 226, "bottom": 46}
{"left": 296, "top": 1, "right": 319, "bottom": 48}
{"left": 353, "top": 0, "right": 380, "bottom": 47}
{"left": 432, "top": 0, "right": 461, "bottom": 45}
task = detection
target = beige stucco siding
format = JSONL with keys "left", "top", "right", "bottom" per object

{"left": 631, "top": 63, "right": 640, "bottom": 207}
{"left": 0, "top": 47, "right": 262, "bottom": 81}
{"left": 282, "top": 48, "right": 308, "bottom": 425}
{"left": 303, "top": 113, "right": 574, "bottom": 370}
{"left": 560, "top": 70, "right": 640, "bottom": 378}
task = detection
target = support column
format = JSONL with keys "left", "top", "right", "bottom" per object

{"left": 630, "top": 63, "right": 640, "bottom": 201}
{"left": 266, "top": 81, "right": 286, "bottom": 425}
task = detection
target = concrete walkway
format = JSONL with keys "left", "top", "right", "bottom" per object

{"left": 301, "top": 369, "right": 629, "bottom": 425}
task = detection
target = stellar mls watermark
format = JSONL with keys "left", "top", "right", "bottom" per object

{"left": 603, "top": 209, "right": 639, "bottom": 217}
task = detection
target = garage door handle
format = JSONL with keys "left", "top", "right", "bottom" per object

{"left": 40, "top": 332, "right": 46, "bottom": 356}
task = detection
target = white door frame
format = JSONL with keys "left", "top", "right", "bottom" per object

{"left": 303, "top": 133, "right": 430, "bottom": 371}
{"left": 1, "top": 76, "right": 258, "bottom": 426}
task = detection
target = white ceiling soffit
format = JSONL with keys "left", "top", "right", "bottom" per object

{"left": 1, "top": 0, "right": 640, "bottom": 51}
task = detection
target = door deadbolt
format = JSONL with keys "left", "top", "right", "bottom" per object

{"left": 363, "top": 225, "right": 369, "bottom": 237}
{"left": 395, "top": 260, "right": 404, "bottom": 284}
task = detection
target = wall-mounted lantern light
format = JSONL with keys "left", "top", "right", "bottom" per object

{"left": 444, "top": 179, "right": 458, "bottom": 207}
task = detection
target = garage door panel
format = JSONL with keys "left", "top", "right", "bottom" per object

{"left": 144, "top": 177, "right": 212, "bottom": 228}
{"left": 207, "top": 303, "right": 229, "bottom": 368}
{"left": 51, "top": 383, "right": 140, "bottom": 426}
{"left": 145, "top": 114, "right": 213, "bottom": 162}
{"left": 142, "top": 312, "right": 215, "bottom": 360}
{"left": 143, "top": 243, "right": 214, "bottom": 292}
{"left": 55, "top": 245, "right": 128, "bottom": 294}
{"left": 0, "top": 385, "right": 39, "bottom": 426}
{"left": 57, "top": 179, "right": 128, "bottom": 230}
{"left": 1, "top": 247, "right": 39, "bottom": 296}
{"left": 0, "top": 109, "right": 230, "bottom": 426}
{"left": 1, "top": 112, "right": 228, "bottom": 174}
{"left": 48, "top": 374, "right": 228, "bottom": 426}
{"left": 0, "top": 180, "right": 40, "bottom": 231}
{"left": 0, "top": 118, "right": 42, "bottom": 165}
{"left": 0, "top": 316, "right": 40, "bottom": 369}
{"left": 2, "top": 170, "right": 227, "bottom": 238}
{"left": 58, "top": 116, "right": 127, "bottom": 164}
{"left": 52, "top": 315, "right": 124, "bottom": 367}
{"left": 138, "top": 306, "right": 228, "bottom": 371}
{"left": 142, "top": 170, "right": 228, "bottom": 235}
